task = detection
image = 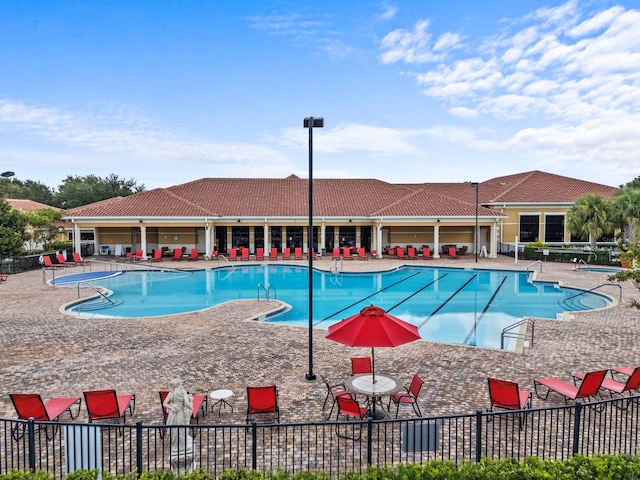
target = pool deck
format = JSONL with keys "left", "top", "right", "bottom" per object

{"left": 0, "top": 254, "right": 638, "bottom": 424}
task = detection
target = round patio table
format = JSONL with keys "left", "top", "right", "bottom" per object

{"left": 345, "top": 374, "right": 403, "bottom": 419}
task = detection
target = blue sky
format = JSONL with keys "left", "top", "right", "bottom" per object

{"left": 1, "top": 0, "right": 639, "bottom": 190}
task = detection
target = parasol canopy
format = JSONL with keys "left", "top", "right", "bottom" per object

{"left": 326, "top": 305, "right": 421, "bottom": 382}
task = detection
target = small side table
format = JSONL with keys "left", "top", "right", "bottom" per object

{"left": 210, "top": 389, "right": 234, "bottom": 416}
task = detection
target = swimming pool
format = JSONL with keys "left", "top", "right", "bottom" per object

{"left": 59, "top": 265, "right": 612, "bottom": 350}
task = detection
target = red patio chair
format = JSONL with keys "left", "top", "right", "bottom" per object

{"left": 534, "top": 369, "right": 607, "bottom": 404}
{"left": 241, "top": 248, "right": 250, "bottom": 261}
{"left": 307, "top": 248, "right": 317, "bottom": 260}
{"left": 351, "top": 357, "right": 372, "bottom": 375}
{"left": 149, "top": 249, "right": 163, "bottom": 262}
{"left": 211, "top": 250, "right": 219, "bottom": 259}
{"left": 335, "top": 395, "right": 369, "bottom": 440}
{"left": 282, "top": 248, "right": 291, "bottom": 260}
{"left": 229, "top": 248, "right": 238, "bottom": 260}
{"left": 132, "top": 249, "right": 144, "bottom": 261}
{"left": 42, "top": 255, "right": 64, "bottom": 269}
{"left": 422, "top": 246, "right": 433, "bottom": 259}
{"left": 487, "top": 378, "right": 532, "bottom": 412}
{"left": 255, "top": 248, "right": 264, "bottom": 260}
{"left": 187, "top": 248, "right": 199, "bottom": 261}
{"left": 342, "top": 247, "right": 353, "bottom": 260}
{"left": 321, "top": 374, "right": 351, "bottom": 420}
{"left": 448, "top": 247, "right": 459, "bottom": 259}
{"left": 9, "top": 393, "right": 81, "bottom": 440}
{"left": 332, "top": 248, "right": 340, "bottom": 260}
{"left": 269, "top": 247, "right": 278, "bottom": 260}
{"left": 396, "top": 248, "right": 406, "bottom": 259}
{"left": 56, "top": 253, "right": 75, "bottom": 267}
{"left": 246, "top": 385, "right": 279, "bottom": 423}
{"left": 294, "top": 247, "right": 303, "bottom": 260}
{"left": 357, "top": 248, "right": 368, "bottom": 260}
{"left": 83, "top": 389, "right": 136, "bottom": 424}
{"left": 388, "top": 374, "right": 424, "bottom": 418}
{"left": 171, "top": 248, "right": 183, "bottom": 261}
{"left": 575, "top": 366, "right": 640, "bottom": 398}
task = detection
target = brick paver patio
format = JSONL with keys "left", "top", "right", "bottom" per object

{"left": 1, "top": 254, "right": 638, "bottom": 425}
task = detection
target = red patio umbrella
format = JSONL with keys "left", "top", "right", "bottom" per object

{"left": 326, "top": 305, "right": 421, "bottom": 383}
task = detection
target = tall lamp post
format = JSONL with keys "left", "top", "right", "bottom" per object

{"left": 471, "top": 182, "right": 479, "bottom": 263}
{"left": 303, "top": 116, "right": 323, "bottom": 381}
{"left": 1, "top": 171, "right": 15, "bottom": 178}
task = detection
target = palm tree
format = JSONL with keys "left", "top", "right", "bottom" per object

{"left": 566, "top": 194, "right": 613, "bottom": 250}
{"left": 611, "top": 186, "right": 640, "bottom": 242}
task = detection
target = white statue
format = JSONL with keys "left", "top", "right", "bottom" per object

{"left": 163, "top": 378, "right": 194, "bottom": 471}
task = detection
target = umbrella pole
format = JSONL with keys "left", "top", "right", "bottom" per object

{"left": 371, "top": 347, "right": 376, "bottom": 383}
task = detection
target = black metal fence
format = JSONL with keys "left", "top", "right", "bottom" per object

{"left": 2, "top": 395, "right": 639, "bottom": 478}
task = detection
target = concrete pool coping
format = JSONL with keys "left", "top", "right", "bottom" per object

{"left": 1, "top": 254, "right": 638, "bottom": 426}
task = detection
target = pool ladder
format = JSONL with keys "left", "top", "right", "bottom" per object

{"left": 501, "top": 318, "right": 535, "bottom": 350}
{"left": 257, "top": 283, "right": 277, "bottom": 301}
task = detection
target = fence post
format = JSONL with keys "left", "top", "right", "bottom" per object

{"left": 136, "top": 422, "right": 143, "bottom": 476}
{"left": 251, "top": 422, "right": 258, "bottom": 471}
{"left": 475, "top": 410, "right": 483, "bottom": 463}
{"left": 366, "top": 417, "right": 373, "bottom": 466}
{"left": 572, "top": 402, "right": 582, "bottom": 455}
{"left": 27, "top": 418, "right": 36, "bottom": 471}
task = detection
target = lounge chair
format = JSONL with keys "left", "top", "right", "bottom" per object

{"left": 211, "top": 250, "right": 219, "bottom": 259}
{"left": 0, "top": 274, "right": 7, "bottom": 282}
{"left": 9, "top": 393, "right": 82, "bottom": 440}
{"left": 342, "top": 247, "right": 352, "bottom": 260}
{"left": 187, "top": 248, "right": 199, "bottom": 261}
{"left": 307, "top": 248, "right": 317, "bottom": 260}
{"left": 132, "top": 249, "right": 144, "bottom": 261}
{"left": 83, "top": 389, "right": 136, "bottom": 424}
{"left": 255, "top": 248, "right": 264, "bottom": 261}
{"left": 351, "top": 357, "right": 372, "bottom": 375}
{"left": 10, "top": 393, "right": 81, "bottom": 421}
{"left": 149, "top": 249, "right": 163, "bottom": 262}
{"left": 321, "top": 374, "right": 351, "bottom": 420}
{"left": 487, "top": 377, "right": 532, "bottom": 412}
{"left": 228, "top": 248, "right": 237, "bottom": 260}
{"left": 72, "top": 252, "right": 90, "bottom": 265}
{"left": 575, "top": 366, "right": 640, "bottom": 397}
{"left": 241, "top": 248, "right": 250, "bottom": 261}
{"left": 246, "top": 385, "right": 279, "bottom": 423}
{"left": 269, "top": 247, "right": 278, "bottom": 260}
{"left": 42, "top": 255, "right": 64, "bottom": 269}
{"left": 388, "top": 374, "right": 424, "bottom": 418}
{"left": 422, "top": 246, "right": 433, "bottom": 259}
{"left": 332, "top": 248, "right": 340, "bottom": 260}
{"left": 448, "top": 247, "right": 459, "bottom": 259}
{"left": 534, "top": 369, "right": 607, "bottom": 404}
{"left": 357, "top": 248, "right": 368, "bottom": 260}
{"left": 159, "top": 390, "right": 208, "bottom": 426}
{"left": 294, "top": 247, "right": 303, "bottom": 260}
{"left": 282, "top": 248, "right": 291, "bottom": 260}
{"left": 171, "top": 248, "right": 183, "bottom": 261}
{"left": 56, "top": 253, "right": 75, "bottom": 267}
{"left": 407, "top": 248, "right": 418, "bottom": 260}
{"left": 396, "top": 248, "right": 406, "bottom": 259}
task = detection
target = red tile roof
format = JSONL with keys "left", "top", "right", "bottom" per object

{"left": 64, "top": 171, "right": 619, "bottom": 220}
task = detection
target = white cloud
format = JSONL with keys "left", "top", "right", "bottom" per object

{"left": 379, "top": 20, "right": 451, "bottom": 64}
{"left": 377, "top": 4, "right": 398, "bottom": 21}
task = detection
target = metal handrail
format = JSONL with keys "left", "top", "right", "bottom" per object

{"left": 501, "top": 318, "right": 534, "bottom": 350}
{"left": 76, "top": 281, "right": 115, "bottom": 304}
{"left": 574, "top": 259, "right": 588, "bottom": 270}
{"left": 563, "top": 282, "right": 623, "bottom": 303}
{"left": 257, "top": 283, "right": 268, "bottom": 300}
{"left": 526, "top": 260, "right": 542, "bottom": 272}
{"left": 257, "top": 283, "right": 277, "bottom": 301}
{"left": 218, "top": 255, "right": 236, "bottom": 271}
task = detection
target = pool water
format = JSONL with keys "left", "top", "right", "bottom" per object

{"left": 62, "top": 265, "right": 611, "bottom": 350}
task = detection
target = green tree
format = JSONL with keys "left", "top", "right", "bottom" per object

{"left": 54, "top": 174, "right": 145, "bottom": 208}
{"left": 611, "top": 186, "right": 640, "bottom": 242}
{"left": 566, "top": 194, "right": 613, "bottom": 250}
{"left": 23, "top": 208, "right": 63, "bottom": 252}
{"left": 0, "top": 178, "right": 54, "bottom": 204}
{"left": 0, "top": 198, "right": 28, "bottom": 257}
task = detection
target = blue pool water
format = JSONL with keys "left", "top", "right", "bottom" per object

{"left": 61, "top": 265, "right": 611, "bottom": 349}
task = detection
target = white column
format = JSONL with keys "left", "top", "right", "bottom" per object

{"left": 264, "top": 222, "right": 269, "bottom": 249}
{"left": 73, "top": 222, "right": 81, "bottom": 254}
{"left": 376, "top": 222, "right": 383, "bottom": 258}
{"left": 205, "top": 224, "right": 212, "bottom": 259}
{"left": 321, "top": 220, "right": 326, "bottom": 255}
{"left": 140, "top": 226, "right": 148, "bottom": 259}
{"left": 433, "top": 224, "right": 441, "bottom": 258}
{"left": 490, "top": 222, "right": 498, "bottom": 258}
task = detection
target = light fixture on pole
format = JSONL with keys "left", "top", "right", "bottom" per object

{"left": 1, "top": 171, "right": 15, "bottom": 178}
{"left": 471, "top": 182, "right": 479, "bottom": 263}
{"left": 303, "top": 116, "right": 323, "bottom": 381}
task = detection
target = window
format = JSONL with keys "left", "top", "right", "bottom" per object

{"left": 519, "top": 215, "right": 539, "bottom": 243}
{"left": 544, "top": 215, "right": 564, "bottom": 243}
{"left": 231, "top": 226, "right": 249, "bottom": 248}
